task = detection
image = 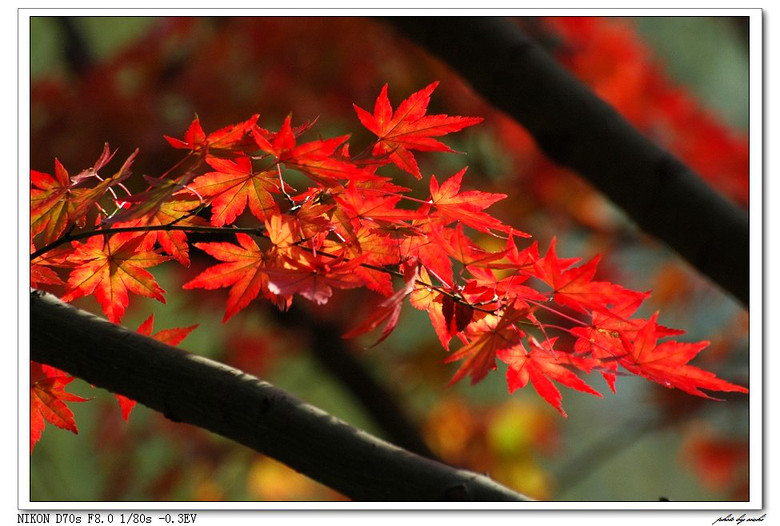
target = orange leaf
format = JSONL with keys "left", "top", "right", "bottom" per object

{"left": 190, "top": 154, "right": 280, "bottom": 226}
{"left": 183, "top": 233, "right": 270, "bottom": 321}
{"left": 60, "top": 232, "right": 169, "bottom": 323}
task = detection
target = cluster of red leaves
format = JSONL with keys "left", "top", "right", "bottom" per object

{"left": 30, "top": 82, "right": 748, "bottom": 453}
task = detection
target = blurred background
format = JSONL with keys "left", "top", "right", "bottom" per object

{"left": 29, "top": 16, "right": 750, "bottom": 502}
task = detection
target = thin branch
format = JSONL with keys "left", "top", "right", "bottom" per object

{"left": 382, "top": 17, "right": 749, "bottom": 307}
{"left": 31, "top": 222, "right": 503, "bottom": 318}
{"left": 29, "top": 289, "right": 532, "bottom": 502}
{"left": 30, "top": 224, "right": 267, "bottom": 261}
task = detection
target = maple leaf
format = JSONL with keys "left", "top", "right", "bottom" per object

{"left": 491, "top": 237, "right": 541, "bottom": 274}
{"left": 31, "top": 148, "right": 136, "bottom": 244}
{"left": 533, "top": 238, "right": 648, "bottom": 313}
{"left": 570, "top": 303, "right": 685, "bottom": 392}
{"left": 497, "top": 337, "right": 602, "bottom": 417}
{"left": 429, "top": 168, "right": 520, "bottom": 235}
{"left": 164, "top": 114, "right": 259, "bottom": 157}
{"left": 115, "top": 314, "right": 199, "bottom": 420}
{"left": 344, "top": 258, "right": 420, "bottom": 347}
{"left": 445, "top": 307, "right": 527, "bottom": 385}
{"left": 430, "top": 223, "right": 507, "bottom": 268}
{"left": 353, "top": 82, "right": 484, "bottom": 178}
{"left": 440, "top": 294, "right": 475, "bottom": 337}
{"left": 183, "top": 233, "right": 271, "bottom": 322}
{"left": 330, "top": 224, "right": 403, "bottom": 297}
{"left": 104, "top": 176, "right": 190, "bottom": 226}
{"left": 31, "top": 160, "right": 84, "bottom": 243}
{"left": 31, "top": 362, "right": 88, "bottom": 452}
{"left": 108, "top": 191, "right": 209, "bottom": 266}
{"left": 190, "top": 154, "right": 280, "bottom": 226}
{"left": 618, "top": 314, "right": 748, "bottom": 399}
{"left": 263, "top": 250, "right": 368, "bottom": 306}
{"left": 333, "top": 182, "right": 420, "bottom": 227}
{"left": 254, "top": 115, "right": 377, "bottom": 185}
{"left": 60, "top": 232, "right": 169, "bottom": 323}
{"left": 401, "top": 220, "right": 455, "bottom": 288}
{"left": 144, "top": 193, "right": 209, "bottom": 266}
{"left": 30, "top": 241, "right": 65, "bottom": 288}
{"left": 409, "top": 268, "right": 454, "bottom": 349}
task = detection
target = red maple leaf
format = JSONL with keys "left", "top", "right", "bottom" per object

{"left": 570, "top": 303, "right": 685, "bottom": 392}
{"left": 60, "top": 232, "right": 169, "bottom": 323}
{"left": 263, "top": 250, "right": 368, "bottom": 306}
{"left": 31, "top": 148, "right": 136, "bottom": 244}
{"left": 431, "top": 223, "right": 507, "bottom": 269}
{"left": 144, "top": 193, "right": 209, "bottom": 266}
{"left": 445, "top": 307, "right": 527, "bottom": 385}
{"left": 344, "top": 258, "right": 420, "bottom": 347}
{"left": 618, "top": 314, "right": 748, "bottom": 399}
{"left": 429, "top": 168, "right": 519, "bottom": 235}
{"left": 401, "top": 220, "right": 455, "bottom": 288}
{"left": 497, "top": 337, "right": 602, "bottom": 417}
{"left": 30, "top": 241, "right": 65, "bottom": 288}
{"left": 108, "top": 191, "right": 209, "bottom": 266}
{"left": 440, "top": 293, "right": 475, "bottom": 338}
{"left": 183, "top": 233, "right": 271, "bottom": 322}
{"left": 31, "top": 362, "right": 88, "bottom": 452}
{"left": 533, "top": 238, "right": 648, "bottom": 313}
{"left": 333, "top": 182, "right": 420, "bottom": 227}
{"left": 353, "top": 82, "right": 483, "bottom": 178}
{"left": 254, "top": 115, "right": 377, "bottom": 185}
{"left": 190, "top": 154, "right": 280, "bottom": 226}
{"left": 164, "top": 114, "right": 259, "bottom": 157}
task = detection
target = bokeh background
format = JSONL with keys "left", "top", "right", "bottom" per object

{"left": 29, "top": 16, "right": 750, "bottom": 502}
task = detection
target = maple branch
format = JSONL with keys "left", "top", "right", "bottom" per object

{"left": 29, "top": 289, "right": 531, "bottom": 502}
{"left": 30, "top": 224, "right": 267, "bottom": 260}
{"left": 383, "top": 17, "right": 749, "bottom": 307}
{"left": 31, "top": 222, "right": 504, "bottom": 319}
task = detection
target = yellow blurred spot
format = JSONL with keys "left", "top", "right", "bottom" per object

{"left": 193, "top": 478, "right": 224, "bottom": 501}
{"left": 246, "top": 456, "right": 346, "bottom": 501}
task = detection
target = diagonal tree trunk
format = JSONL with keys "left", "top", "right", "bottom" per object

{"left": 29, "top": 290, "right": 531, "bottom": 502}
{"left": 383, "top": 16, "right": 749, "bottom": 307}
